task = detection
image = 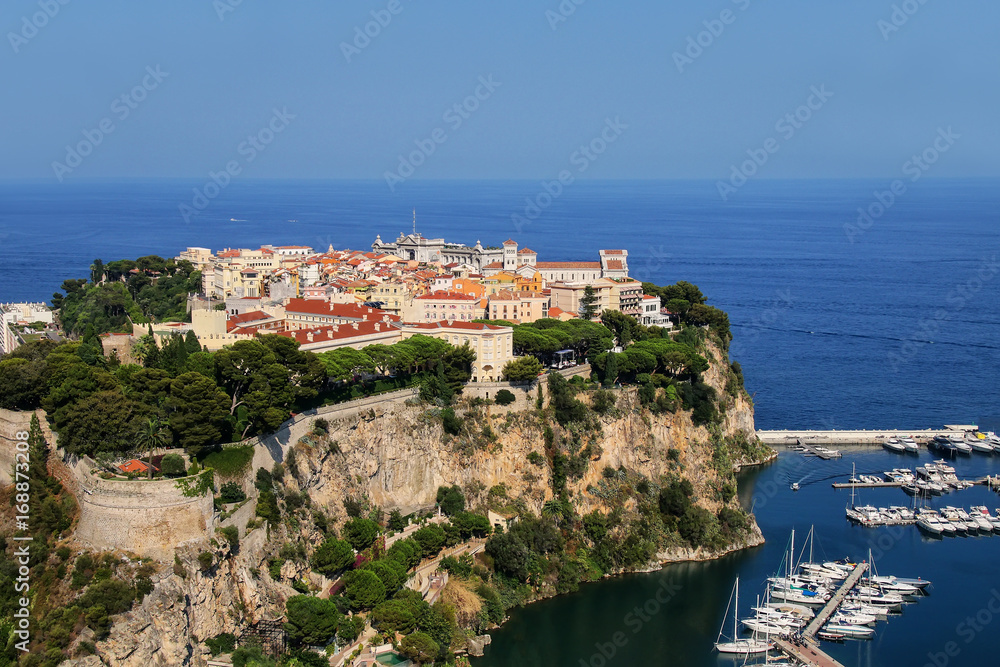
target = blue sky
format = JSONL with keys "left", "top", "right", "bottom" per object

{"left": 3, "top": 0, "right": 998, "bottom": 181}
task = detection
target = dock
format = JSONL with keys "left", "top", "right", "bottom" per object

{"left": 803, "top": 562, "right": 868, "bottom": 638}
{"left": 831, "top": 481, "right": 902, "bottom": 489}
{"left": 798, "top": 444, "right": 843, "bottom": 460}
{"left": 758, "top": 425, "right": 978, "bottom": 447}
{"left": 773, "top": 637, "right": 847, "bottom": 667}
{"left": 770, "top": 563, "right": 867, "bottom": 667}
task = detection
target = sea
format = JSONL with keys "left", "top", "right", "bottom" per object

{"left": 1, "top": 178, "right": 999, "bottom": 664}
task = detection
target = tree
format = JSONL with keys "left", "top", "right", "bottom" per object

{"left": 0, "top": 358, "right": 47, "bottom": 409}
{"left": 342, "top": 569, "right": 386, "bottom": 610}
{"left": 57, "top": 390, "right": 150, "bottom": 456}
{"left": 363, "top": 559, "right": 407, "bottom": 594}
{"left": 579, "top": 285, "right": 600, "bottom": 320}
{"left": 412, "top": 524, "right": 446, "bottom": 558}
{"left": 343, "top": 517, "right": 379, "bottom": 551}
{"left": 501, "top": 356, "right": 543, "bottom": 382}
{"left": 165, "top": 373, "right": 230, "bottom": 453}
{"left": 485, "top": 531, "right": 529, "bottom": 580}
{"left": 136, "top": 417, "right": 169, "bottom": 479}
{"left": 399, "top": 632, "right": 439, "bottom": 664}
{"left": 603, "top": 352, "right": 619, "bottom": 387}
{"left": 436, "top": 485, "right": 465, "bottom": 516}
{"left": 337, "top": 615, "right": 365, "bottom": 643}
{"left": 184, "top": 330, "right": 202, "bottom": 354}
{"left": 371, "top": 599, "right": 416, "bottom": 634}
{"left": 285, "top": 595, "right": 341, "bottom": 645}
{"left": 310, "top": 538, "right": 355, "bottom": 577}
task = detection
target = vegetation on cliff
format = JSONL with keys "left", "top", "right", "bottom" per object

{"left": 0, "top": 415, "right": 155, "bottom": 667}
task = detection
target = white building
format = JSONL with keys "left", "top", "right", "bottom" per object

{"left": 0, "top": 303, "right": 54, "bottom": 355}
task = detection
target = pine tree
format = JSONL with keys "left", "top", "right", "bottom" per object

{"left": 580, "top": 286, "right": 600, "bottom": 320}
{"left": 603, "top": 352, "right": 619, "bottom": 387}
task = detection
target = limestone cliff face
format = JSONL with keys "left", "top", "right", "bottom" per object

{"left": 291, "top": 339, "right": 763, "bottom": 527}
{"left": 79, "top": 527, "right": 295, "bottom": 667}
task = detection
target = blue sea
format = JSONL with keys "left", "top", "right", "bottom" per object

{"left": 2, "top": 178, "right": 997, "bottom": 430}
{"left": 2, "top": 178, "right": 1000, "bottom": 664}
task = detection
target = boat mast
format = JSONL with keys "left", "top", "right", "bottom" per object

{"left": 734, "top": 578, "right": 739, "bottom": 644}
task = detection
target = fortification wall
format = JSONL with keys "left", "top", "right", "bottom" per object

{"left": 69, "top": 457, "right": 214, "bottom": 561}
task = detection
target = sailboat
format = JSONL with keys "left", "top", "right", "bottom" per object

{"left": 715, "top": 578, "right": 772, "bottom": 655}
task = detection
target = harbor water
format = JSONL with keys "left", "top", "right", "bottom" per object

{"left": 476, "top": 448, "right": 1000, "bottom": 666}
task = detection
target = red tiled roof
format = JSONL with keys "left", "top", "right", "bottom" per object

{"left": 277, "top": 321, "right": 399, "bottom": 345}
{"left": 603, "top": 249, "right": 625, "bottom": 255}
{"left": 642, "top": 295, "right": 659, "bottom": 301}
{"left": 284, "top": 298, "right": 400, "bottom": 321}
{"left": 605, "top": 260, "right": 623, "bottom": 270}
{"left": 482, "top": 261, "right": 503, "bottom": 269}
{"left": 503, "top": 239, "right": 517, "bottom": 246}
{"left": 118, "top": 459, "right": 156, "bottom": 474}
{"left": 404, "top": 321, "right": 509, "bottom": 332}
{"left": 517, "top": 248, "right": 536, "bottom": 254}
{"left": 534, "top": 261, "right": 601, "bottom": 269}
{"left": 415, "top": 290, "right": 477, "bottom": 301}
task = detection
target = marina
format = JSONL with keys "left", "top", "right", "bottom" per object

{"left": 757, "top": 425, "right": 982, "bottom": 447}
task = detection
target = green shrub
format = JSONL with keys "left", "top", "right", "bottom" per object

{"left": 205, "top": 632, "right": 236, "bottom": 655}
{"left": 160, "top": 453, "right": 186, "bottom": 477}
{"left": 441, "top": 407, "right": 463, "bottom": 435}
{"left": 494, "top": 389, "right": 516, "bottom": 406}
{"left": 218, "top": 525, "right": 239, "bottom": 548}
{"left": 197, "top": 551, "right": 214, "bottom": 572}
{"left": 436, "top": 485, "right": 465, "bottom": 516}
{"left": 527, "top": 451, "right": 544, "bottom": 466}
{"left": 219, "top": 481, "right": 247, "bottom": 503}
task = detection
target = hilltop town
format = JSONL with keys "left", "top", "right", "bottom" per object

{"left": 91, "top": 233, "right": 671, "bottom": 379}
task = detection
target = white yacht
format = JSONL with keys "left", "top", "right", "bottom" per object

{"left": 900, "top": 436, "right": 920, "bottom": 453}
{"left": 824, "top": 623, "right": 875, "bottom": 638}
{"left": 714, "top": 578, "right": 772, "bottom": 655}
{"left": 883, "top": 438, "right": 906, "bottom": 453}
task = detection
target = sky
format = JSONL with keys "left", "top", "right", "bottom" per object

{"left": 2, "top": 0, "right": 998, "bottom": 182}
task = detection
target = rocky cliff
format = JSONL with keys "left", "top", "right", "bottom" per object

{"left": 71, "top": 341, "right": 771, "bottom": 665}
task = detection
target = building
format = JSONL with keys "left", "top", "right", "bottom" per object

{"left": 371, "top": 232, "right": 504, "bottom": 271}
{"left": 548, "top": 280, "right": 615, "bottom": 319}
{"left": 487, "top": 290, "right": 549, "bottom": 323}
{"left": 608, "top": 278, "right": 644, "bottom": 318}
{"left": 276, "top": 320, "right": 401, "bottom": 352}
{"left": 410, "top": 291, "right": 483, "bottom": 323}
{"left": 284, "top": 298, "right": 400, "bottom": 330}
{"left": 0, "top": 303, "right": 54, "bottom": 355}
{"left": 400, "top": 321, "right": 514, "bottom": 382}
{"left": 534, "top": 261, "right": 603, "bottom": 284}
{"left": 639, "top": 294, "right": 673, "bottom": 328}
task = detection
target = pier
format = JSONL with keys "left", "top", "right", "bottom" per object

{"left": 758, "top": 425, "right": 978, "bottom": 447}
{"left": 773, "top": 637, "right": 847, "bottom": 667}
{"left": 803, "top": 562, "right": 868, "bottom": 638}
{"left": 770, "top": 563, "right": 867, "bottom": 667}
{"left": 831, "top": 481, "right": 902, "bottom": 489}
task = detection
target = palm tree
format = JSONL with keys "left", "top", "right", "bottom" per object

{"left": 137, "top": 418, "right": 169, "bottom": 479}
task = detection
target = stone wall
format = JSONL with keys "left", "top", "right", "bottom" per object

{"left": 70, "top": 457, "right": 215, "bottom": 561}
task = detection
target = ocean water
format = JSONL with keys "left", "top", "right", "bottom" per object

{"left": 2, "top": 179, "right": 1000, "bottom": 663}
{"left": 2, "top": 178, "right": 997, "bottom": 430}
